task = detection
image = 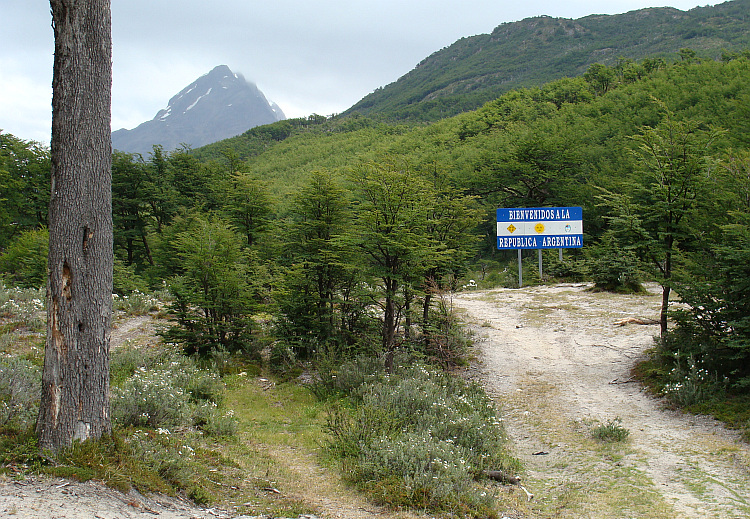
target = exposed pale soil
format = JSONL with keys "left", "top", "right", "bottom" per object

{"left": 0, "top": 476, "right": 227, "bottom": 519}
{"left": 453, "top": 283, "right": 750, "bottom": 518}
{"left": 2, "top": 285, "right": 749, "bottom": 518}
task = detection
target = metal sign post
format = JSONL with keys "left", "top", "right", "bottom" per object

{"left": 539, "top": 249, "right": 543, "bottom": 280}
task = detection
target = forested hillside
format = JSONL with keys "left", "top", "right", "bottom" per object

{"left": 146, "top": 56, "right": 750, "bottom": 399}
{"left": 3, "top": 48, "right": 750, "bottom": 514}
{"left": 344, "top": 0, "right": 750, "bottom": 121}
{"left": 5, "top": 54, "right": 750, "bottom": 379}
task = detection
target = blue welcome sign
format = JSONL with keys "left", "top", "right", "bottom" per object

{"left": 497, "top": 207, "right": 583, "bottom": 250}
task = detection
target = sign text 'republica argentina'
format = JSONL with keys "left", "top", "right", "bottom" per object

{"left": 497, "top": 206, "right": 583, "bottom": 250}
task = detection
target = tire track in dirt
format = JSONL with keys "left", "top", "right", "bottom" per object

{"left": 454, "top": 283, "right": 750, "bottom": 519}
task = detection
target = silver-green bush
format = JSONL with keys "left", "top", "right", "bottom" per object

{"left": 326, "top": 362, "right": 519, "bottom": 515}
{"left": 0, "top": 357, "right": 41, "bottom": 433}
{"left": 0, "top": 284, "right": 45, "bottom": 331}
{"left": 110, "top": 352, "right": 236, "bottom": 436}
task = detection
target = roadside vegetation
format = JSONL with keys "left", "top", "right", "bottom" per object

{"left": 0, "top": 281, "right": 520, "bottom": 517}
{"left": 317, "top": 356, "right": 520, "bottom": 516}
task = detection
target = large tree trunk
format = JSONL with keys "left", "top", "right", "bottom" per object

{"left": 37, "top": 0, "right": 113, "bottom": 453}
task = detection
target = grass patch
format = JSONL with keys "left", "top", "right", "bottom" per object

{"left": 591, "top": 417, "right": 630, "bottom": 443}
{"left": 687, "top": 395, "right": 750, "bottom": 443}
{"left": 227, "top": 376, "right": 325, "bottom": 449}
{"left": 219, "top": 376, "right": 329, "bottom": 518}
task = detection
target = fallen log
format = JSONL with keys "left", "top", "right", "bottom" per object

{"left": 483, "top": 470, "right": 534, "bottom": 501}
{"left": 484, "top": 470, "right": 521, "bottom": 485}
{"left": 613, "top": 317, "right": 659, "bottom": 326}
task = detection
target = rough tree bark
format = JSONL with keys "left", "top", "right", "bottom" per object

{"left": 37, "top": 0, "right": 113, "bottom": 452}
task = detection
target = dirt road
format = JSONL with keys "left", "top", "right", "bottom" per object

{"left": 454, "top": 283, "right": 750, "bottom": 519}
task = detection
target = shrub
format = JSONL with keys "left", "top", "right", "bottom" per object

{"left": 0, "top": 357, "right": 40, "bottom": 433}
{"left": 357, "top": 432, "right": 497, "bottom": 515}
{"left": 192, "top": 404, "right": 238, "bottom": 437}
{"left": 0, "top": 284, "right": 45, "bottom": 331}
{"left": 126, "top": 428, "right": 214, "bottom": 501}
{"left": 545, "top": 256, "right": 587, "bottom": 281}
{"left": 312, "top": 353, "right": 387, "bottom": 400}
{"left": 421, "top": 299, "right": 473, "bottom": 368}
{"left": 52, "top": 430, "right": 207, "bottom": 498}
{"left": 110, "top": 343, "right": 183, "bottom": 386}
{"left": 113, "top": 257, "right": 150, "bottom": 296}
{"left": 110, "top": 354, "right": 229, "bottom": 434}
{"left": 361, "top": 366, "right": 512, "bottom": 471}
{"left": 111, "top": 344, "right": 151, "bottom": 386}
{"left": 585, "top": 234, "right": 643, "bottom": 292}
{"left": 113, "top": 290, "right": 160, "bottom": 316}
{"left": 325, "top": 401, "right": 399, "bottom": 459}
{"left": 0, "top": 433, "right": 48, "bottom": 472}
{"left": 111, "top": 366, "right": 192, "bottom": 428}
{"left": 269, "top": 341, "right": 298, "bottom": 375}
{"left": 660, "top": 353, "right": 725, "bottom": 407}
{"left": 325, "top": 362, "right": 519, "bottom": 516}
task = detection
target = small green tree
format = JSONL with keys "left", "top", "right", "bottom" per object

{"left": 603, "top": 105, "right": 721, "bottom": 334}
{"left": 112, "top": 151, "right": 153, "bottom": 268}
{"left": 169, "top": 146, "right": 223, "bottom": 210}
{"left": 0, "top": 228, "right": 49, "bottom": 288}
{"left": 162, "top": 215, "right": 257, "bottom": 356}
{"left": 348, "top": 161, "right": 438, "bottom": 368}
{"left": 0, "top": 132, "right": 50, "bottom": 249}
{"left": 585, "top": 232, "right": 642, "bottom": 292}
{"left": 275, "top": 171, "right": 367, "bottom": 357}
{"left": 222, "top": 172, "right": 273, "bottom": 246}
{"left": 143, "top": 145, "right": 179, "bottom": 233}
{"left": 584, "top": 63, "right": 616, "bottom": 96}
{"left": 666, "top": 216, "right": 750, "bottom": 391}
{"left": 420, "top": 166, "right": 483, "bottom": 331}
{"left": 662, "top": 150, "right": 750, "bottom": 392}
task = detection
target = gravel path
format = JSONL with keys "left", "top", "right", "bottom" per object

{"left": 454, "top": 283, "right": 750, "bottom": 519}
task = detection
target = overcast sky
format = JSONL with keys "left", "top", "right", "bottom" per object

{"left": 2, "top": 0, "right": 713, "bottom": 144}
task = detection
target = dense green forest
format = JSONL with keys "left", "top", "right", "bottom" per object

{"left": 2, "top": 53, "right": 750, "bottom": 419}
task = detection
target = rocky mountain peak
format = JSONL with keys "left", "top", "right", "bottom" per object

{"left": 112, "top": 65, "right": 285, "bottom": 155}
